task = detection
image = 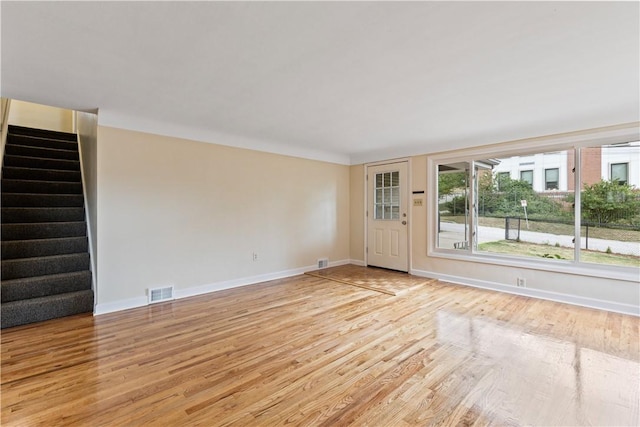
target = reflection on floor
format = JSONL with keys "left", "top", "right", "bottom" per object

{"left": 2, "top": 265, "right": 638, "bottom": 426}
{"left": 306, "top": 264, "right": 435, "bottom": 295}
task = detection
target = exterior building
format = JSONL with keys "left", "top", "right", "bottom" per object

{"left": 492, "top": 143, "right": 640, "bottom": 192}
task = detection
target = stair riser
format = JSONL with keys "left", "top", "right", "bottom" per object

{"left": 1, "top": 290, "right": 94, "bottom": 329}
{"left": 3, "top": 155, "right": 80, "bottom": 171}
{"left": 1, "top": 207, "right": 85, "bottom": 223}
{"left": 2, "top": 223, "right": 86, "bottom": 240}
{"left": 2, "top": 167, "right": 81, "bottom": 182}
{"left": 1, "top": 271, "right": 92, "bottom": 303}
{"left": 2, "top": 254, "right": 90, "bottom": 280}
{"left": 8, "top": 125, "right": 77, "bottom": 142}
{"left": 1, "top": 179, "right": 83, "bottom": 195}
{"left": 2, "top": 237, "right": 88, "bottom": 260}
{"left": 2, "top": 194, "right": 84, "bottom": 207}
{"left": 4, "top": 144, "right": 79, "bottom": 161}
{"left": 8, "top": 134, "right": 78, "bottom": 151}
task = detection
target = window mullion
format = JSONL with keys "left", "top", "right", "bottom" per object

{"left": 469, "top": 164, "right": 476, "bottom": 252}
{"left": 574, "top": 148, "right": 581, "bottom": 264}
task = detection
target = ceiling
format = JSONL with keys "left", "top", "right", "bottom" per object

{"left": 2, "top": 2, "right": 638, "bottom": 165}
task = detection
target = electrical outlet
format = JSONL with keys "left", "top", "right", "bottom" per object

{"left": 252, "top": 252, "right": 258, "bottom": 261}
{"left": 516, "top": 277, "right": 526, "bottom": 287}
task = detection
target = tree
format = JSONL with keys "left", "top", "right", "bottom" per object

{"left": 580, "top": 179, "right": 640, "bottom": 225}
{"left": 474, "top": 175, "right": 565, "bottom": 218}
{"left": 442, "top": 172, "right": 567, "bottom": 218}
{"left": 438, "top": 171, "right": 467, "bottom": 196}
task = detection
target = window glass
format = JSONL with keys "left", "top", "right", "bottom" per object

{"left": 433, "top": 141, "right": 639, "bottom": 270}
{"left": 581, "top": 143, "right": 639, "bottom": 267}
{"left": 611, "top": 163, "right": 628, "bottom": 185}
{"left": 476, "top": 151, "right": 574, "bottom": 261}
{"left": 437, "top": 163, "right": 470, "bottom": 250}
{"left": 520, "top": 170, "right": 533, "bottom": 186}
{"left": 374, "top": 171, "right": 400, "bottom": 220}
{"left": 545, "top": 168, "right": 559, "bottom": 190}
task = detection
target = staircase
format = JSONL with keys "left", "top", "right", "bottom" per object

{"left": 1, "top": 125, "right": 94, "bottom": 328}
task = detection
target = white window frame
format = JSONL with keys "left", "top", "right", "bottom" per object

{"left": 427, "top": 124, "right": 639, "bottom": 282}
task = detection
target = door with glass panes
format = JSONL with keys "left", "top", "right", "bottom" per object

{"left": 366, "top": 162, "right": 408, "bottom": 271}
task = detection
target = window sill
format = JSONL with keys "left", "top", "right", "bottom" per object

{"left": 427, "top": 249, "right": 639, "bottom": 283}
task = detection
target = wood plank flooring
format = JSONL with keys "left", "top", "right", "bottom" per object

{"left": 305, "top": 265, "right": 433, "bottom": 296}
{"left": 2, "top": 266, "right": 639, "bottom": 426}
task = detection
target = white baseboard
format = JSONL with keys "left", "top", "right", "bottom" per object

{"left": 410, "top": 268, "right": 640, "bottom": 317}
{"left": 94, "top": 296, "right": 148, "bottom": 315}
{"left": 94, "top": 258, "right": 354, "bottom": 316}
{"left": 349, "top": 259, "right": 366, "bottom": 266}
{"left": 329, "top": 259, "right": 353, "bottom": 268}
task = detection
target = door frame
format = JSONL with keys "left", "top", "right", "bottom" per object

{"left": 364, "top": 158, "right": 412, "bottom": 272}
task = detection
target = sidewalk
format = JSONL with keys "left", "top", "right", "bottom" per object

{"left": 438, "top": 222, "right": 640, "bottom": 256}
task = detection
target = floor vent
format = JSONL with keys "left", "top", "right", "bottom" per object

{"left": 317, "top": 258, "right": 329, "bottom": 269}
{"left": 148, "top": 286, "right": 174, "bottom": 304}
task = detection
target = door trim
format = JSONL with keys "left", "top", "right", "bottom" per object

{"left": 364, "top": 158, "right": 411, "bottom": 272}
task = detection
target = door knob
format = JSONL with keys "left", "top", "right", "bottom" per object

{"left": 402, "top": 220, "right": 407, "bottom": 225}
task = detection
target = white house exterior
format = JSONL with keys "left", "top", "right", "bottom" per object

{"left": 491, "top": 142, "right": 639, "bottom": 192}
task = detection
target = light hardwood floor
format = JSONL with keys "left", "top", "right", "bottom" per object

{"left": 2, "top": 266, "right": 639, "bottom": 426}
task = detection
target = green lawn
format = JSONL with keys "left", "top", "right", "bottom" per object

{"left": 478, "top": 240, "right": 640, "bottom": 268}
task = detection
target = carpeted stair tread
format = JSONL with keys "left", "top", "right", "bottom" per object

{"left": 3, "top": 155, "right": 80, "bottom": 171}
{"left": 2, "top": 253, "right": 90, "bottom": 280}
{"left": 1, "top": 125, "right": 93, "bottom": 329}
{"left": 2, "top": 166, "right": 81, "bottom": 182}
{"left": 4, "top": 144, "right": 79, "bottom": 161}
{"left": 2, "top": 193, "right": 84, "bottom": 207}
{"left": 1, "top": 179, "right": 82, "bottom": 195}
{"left": 1, "top": 207, "right": 85, "bottom": 223}
{"left": 1, "top": 290, "right": 94, "bottom": 329}
{"left": 8, "top": 125, "right": 77, "bottom": 141}
{"left": 2, "top": 237, "right": 88, "bottom": 260}
{"left": 2, "top": 221, "right": 87, "bottom": 240}
{"left": 7, "top": 133, "right": 78, "bottom": 151}
{"left": 1, "top": 271, "right": 92, "bottom": 303}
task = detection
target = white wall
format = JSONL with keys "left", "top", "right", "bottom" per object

{"left": 349, "top": 165, "right": 365, "bottom": 263}
{"left": 95, "top": 126, "right": 351, "bottom": 313}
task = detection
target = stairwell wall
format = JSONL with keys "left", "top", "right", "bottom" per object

{"left": 7, "top": 100, "right": 74, "bottom": 133}
{"left": 1, "top": 98, "right": 10, "bottom": 165}
{"left": 77, "top": 112, "right": 99, "bottom": 304}
{"left": 95, "top": 126, "right": 351, "bottom": 312}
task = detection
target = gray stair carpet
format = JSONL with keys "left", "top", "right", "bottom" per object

{"left": 1, "top": 125, "right": 94, "bottom": 329}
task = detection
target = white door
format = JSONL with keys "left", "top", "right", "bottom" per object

{"left": 366, "top": 162, "right": 409, "bottom": 272}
